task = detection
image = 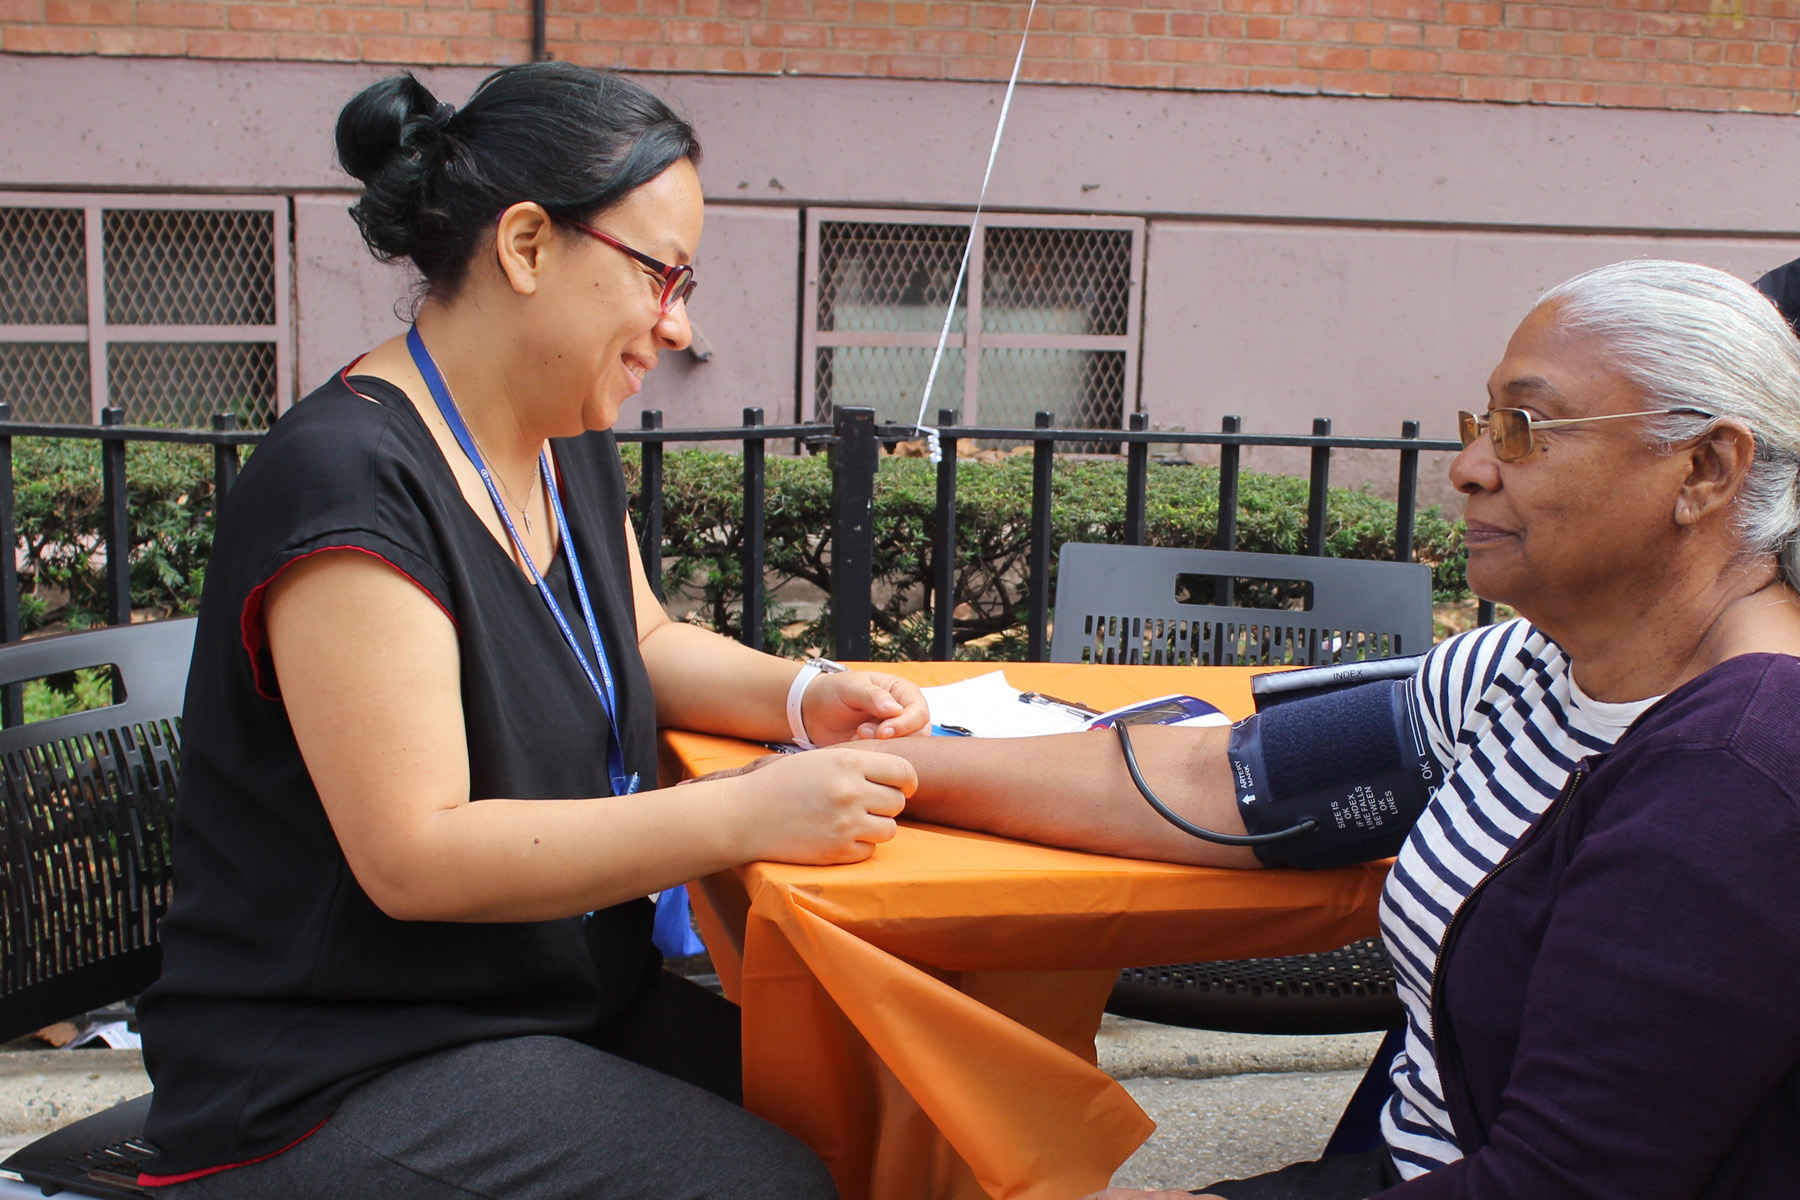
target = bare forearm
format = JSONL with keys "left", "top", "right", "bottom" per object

{"left": 862, "top": 726, "right": 1261, "bottom": 869}
{"left": 640, "top": 620, "right": 798, "bottom": 741}
{"left": 368, "top": 743, "right": 914, "bottom": 922}
{"left": 367, "top": 780, "right": 751, "bottom": 922}
{"left": 269, "top": 550, "right": 915, "bottom": 926}
{"left": 638, "top": 623, "right": 928, "bottom": 746}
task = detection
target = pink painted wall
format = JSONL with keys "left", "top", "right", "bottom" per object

{"left": 8, "top": 56, "right": 1800, "bottom": 230}
{"left": 293, "top": 193, "right": 411, "bottom": 387}
{"left": 8, "top": 53, "right": 1800, "bottom": 499}
{"left": 614, "top": 205, "right": 801, "bottom": 433}
{"left": 1140, "top": 223, "right": 1800, "bottom": 507}
{"left": 655, "top": 72, "right": 1800, "bottom": 234}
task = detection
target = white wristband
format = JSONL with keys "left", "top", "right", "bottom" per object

{"left": 786, "top": 657, "right": 845, "bottom": 749}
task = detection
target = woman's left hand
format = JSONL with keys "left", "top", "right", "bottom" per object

{"left": 802, "top": 670, "right": 931, "bottom": 744}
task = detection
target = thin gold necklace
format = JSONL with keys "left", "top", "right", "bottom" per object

{"left": 471, "top": 428, "right": 541, "bottom": 536}
{"left": 438, "top": 373, "right": 542, "bottom": 535}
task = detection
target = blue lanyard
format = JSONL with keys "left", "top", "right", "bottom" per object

{"left": 406, "top": 326, "right": 638, "bottom": 797}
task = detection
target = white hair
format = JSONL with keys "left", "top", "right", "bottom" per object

{"left": 1537, "top": 259, "right": 1800, "bottom": 591}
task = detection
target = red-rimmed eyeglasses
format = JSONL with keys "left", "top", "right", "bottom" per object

{"left": 558, "top": 217, "right": 697, "bottom": 314}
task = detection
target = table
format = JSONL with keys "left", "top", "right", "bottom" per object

{"left": 660, "top": 662, "right": 1389, "bottom": 1200}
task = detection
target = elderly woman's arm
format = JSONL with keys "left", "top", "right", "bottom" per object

{"left": 774, "top": 724, "right": 1263, "bottom": 869}
{"left": 618, "top": 504, "right": 1249, "bottom": 868}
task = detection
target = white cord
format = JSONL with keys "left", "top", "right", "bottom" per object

{"left": 910, "top": 0, "right": 1040, "bottom": 465}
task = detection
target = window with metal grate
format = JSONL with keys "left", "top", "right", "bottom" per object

{"left": 0, "top": 196, "right": 290, "bottom": 428}
{"left": 803, "top": 210, "right": 1143, "bottom": 439}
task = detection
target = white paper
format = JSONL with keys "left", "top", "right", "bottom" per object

{"left": 921, "top": 671, "right": 1091, "bottom": 738}
{"left": 63, "top": 1020, "right": 140, "bottom": 1050}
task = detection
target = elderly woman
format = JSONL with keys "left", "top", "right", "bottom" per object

{"left": 851, "top": 259, "right": 1800, "bottom": 1199}
{"left": 136, "top": 64, "right": 927, "bottom": 1200}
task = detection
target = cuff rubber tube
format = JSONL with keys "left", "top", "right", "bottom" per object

{"left": 1228, "top": 678, "right": 1435, "bottom": 869}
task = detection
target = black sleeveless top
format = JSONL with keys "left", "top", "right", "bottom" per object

{"left": 138, "top": 374, "right": 660, "bottom": 1177}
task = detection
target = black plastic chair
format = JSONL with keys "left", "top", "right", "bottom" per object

{"left": 0, "top": 618, "right": 196, "bottom": 1200}
{"left": 1049, "top": 544, "right": 1427, "bottom": 1034}
{"left": 1108, "top": 936, "right": 1401, "bottom": 1036}
{"left": 1050, "top": 543, "right": 1433, "bottom": 667}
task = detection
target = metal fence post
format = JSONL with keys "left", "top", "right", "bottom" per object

{"left": 740, "top": 407, "right": 766, "bottom": 651}
{"left": 0, "top": 403, "right": 18, "bottom": 725}
{"left": 0, "top": 402, "right": 15, "bottom": 644}
{"left": 1216, "top": 415, "right": 1242, "bottom": 605}
{"left": 212, "top": 412, "right": 241, "bottom": 524}
{"left": 1306, "top": 417, "right": 1331, "bottom": 557}
{"left": 1123, "top": 411, "right": 1148, "bottom": 546}
{"left": 1395, "top": 419, "right": 1419, "bottom": 564}
{"left": 101, "top": 406, "right": 131, "bottom": 627}
{"left": 829, "top": 406, "right": 877, "bottom": 661}
{"left": 931, "top": 407, "right": 960, "bottom": 661}
{"left": 639, "top": 410, "right": 665, "bottom": 602}
{"left": 1027, "top": 411, "right": 1055, "bottom": 662}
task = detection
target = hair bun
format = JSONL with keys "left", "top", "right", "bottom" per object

{"left": 335, "top": 73, "right": 446, "bottom": 185}
{"left": 336, "top": 73, "right": 455, "bottom": 263}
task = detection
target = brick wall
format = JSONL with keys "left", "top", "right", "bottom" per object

{"left": 2, "top": 0, "right": 1797, "bottom": 114}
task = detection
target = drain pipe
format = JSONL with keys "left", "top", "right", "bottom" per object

{"left": 531, "top": 0, "right": 548, "bottom": 61}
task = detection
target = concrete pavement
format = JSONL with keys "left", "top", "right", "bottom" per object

{"left": 0, "top": 1048, "right": 149, "bottom": 1155}
{"left": 1096, "top": 1017, "right": 1381, "bottom": 1190}
{"left": 1112, "top": 1071, "right": 1365, "bottom": 1190}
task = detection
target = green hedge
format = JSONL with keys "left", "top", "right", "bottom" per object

{"left": 6, "top": 439, "right": 1467, "bottom": 661}
{"left": 623, "top": 447, "right": 1467, "bottom": 661}
{"left": 12, "top": 438, "right": 219, "bottom": 632}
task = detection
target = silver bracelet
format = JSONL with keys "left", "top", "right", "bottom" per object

{"left": 786, "top": 657, "right": 846, "bottom": 749}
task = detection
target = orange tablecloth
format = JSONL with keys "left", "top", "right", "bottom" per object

{"left": 660, "top": 663, "right": 1388, "bottom": 1200}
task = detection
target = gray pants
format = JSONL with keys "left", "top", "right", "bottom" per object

{"left": 158, "top": 975, "right": 835, "bottom": 1200}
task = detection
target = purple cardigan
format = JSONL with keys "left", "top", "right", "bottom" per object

{"left": 1386, "top": 653, "right": 1800, "bottom": 1200}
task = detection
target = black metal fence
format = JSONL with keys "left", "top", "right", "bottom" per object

{"left": 0, "top": 403, "right": 1488, "bottom": 664}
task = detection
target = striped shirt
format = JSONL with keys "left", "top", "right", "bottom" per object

{"left": 1378, "top": 619, "right": 1659, "bottom": 1177}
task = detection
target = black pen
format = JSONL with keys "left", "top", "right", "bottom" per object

{"left": 1018, "top": 691, "right": 1102, "bottom": 718}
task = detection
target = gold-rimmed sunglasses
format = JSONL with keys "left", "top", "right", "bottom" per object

{"left": 1457, "top": 406, "right": 1713, "bottom": 462}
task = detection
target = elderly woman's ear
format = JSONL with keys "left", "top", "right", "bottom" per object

{"left": 1673, "top": 419, "right": 1759, "bottom": 528}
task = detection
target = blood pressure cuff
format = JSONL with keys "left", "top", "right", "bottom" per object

{"left": 1227, "top": 678, "right": 1435, "bottom": 870}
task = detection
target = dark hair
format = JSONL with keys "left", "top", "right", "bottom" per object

{"left": 335, "top": 64, "right": 702, "bottom": 297}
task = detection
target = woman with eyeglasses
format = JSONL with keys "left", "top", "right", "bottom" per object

{"left": 134, "top": 63, "right": 927, "bottom": 1200}
{"left": 819, "top": 259, "right": 1800, "bottom": 1199}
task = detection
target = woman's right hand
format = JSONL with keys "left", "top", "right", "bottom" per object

{"left": 723, "top": 748, "right": 916, "bottom": 866}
